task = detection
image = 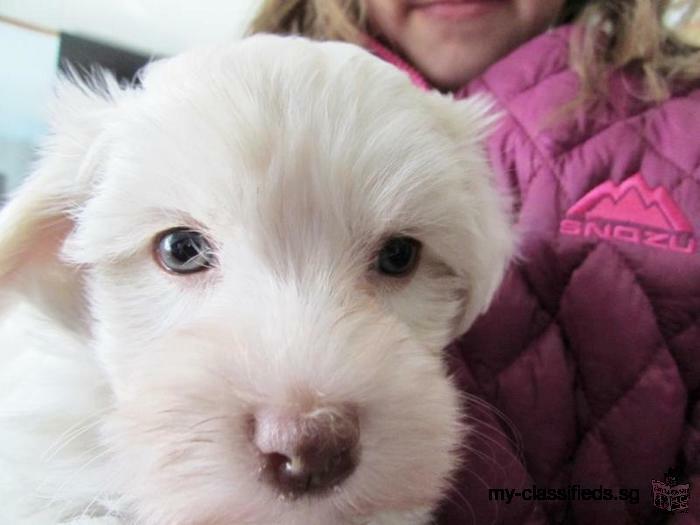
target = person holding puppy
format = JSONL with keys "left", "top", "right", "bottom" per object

{"left": 251, "top": 1, "right": 700, "bottom": 524}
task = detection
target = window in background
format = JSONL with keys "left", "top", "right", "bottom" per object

{"left": 0, "top": 0, "right": 259, "bottom": 200}
{"left": 0, "top": 17, "right": 152, "bottom": 199}
{"left": 0, "top": 19, "right": 58, "bottom": 197}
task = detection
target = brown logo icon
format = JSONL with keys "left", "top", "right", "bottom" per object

{"left": 652, "top": 469, "right": 691, "bottom": 513}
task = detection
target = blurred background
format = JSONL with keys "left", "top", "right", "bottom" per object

{"left": 0, "top": 0, "right": 259, "bottom": 201}
{"left": 0, "top": 0, "right": 698, "bottom": 203}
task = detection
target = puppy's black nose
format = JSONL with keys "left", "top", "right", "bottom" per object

{"left": 253, "top": 406, "right": 359, "bottom": 497}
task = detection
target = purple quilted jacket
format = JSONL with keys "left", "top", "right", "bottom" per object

{"left": 371, "top": 26, "right": 700, "bottom": 524}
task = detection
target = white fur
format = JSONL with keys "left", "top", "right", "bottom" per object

{"left": 0, "top": 35, "right": 513, "bottom": 525}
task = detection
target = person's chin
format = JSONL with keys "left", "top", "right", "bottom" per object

{"left": 414, "top": 48, "right": 489, "bottom": 90}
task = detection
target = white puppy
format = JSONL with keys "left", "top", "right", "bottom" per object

{"left": 0, "top": 35, "right": 513, "bottom": 525}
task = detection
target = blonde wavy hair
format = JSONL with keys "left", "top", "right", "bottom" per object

{"left": 248, "top": 0, "right": 700, "bottom": 104}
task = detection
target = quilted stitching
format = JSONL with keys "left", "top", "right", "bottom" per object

{"left": 452, "top": 240, "right": 693, "bottom": 523}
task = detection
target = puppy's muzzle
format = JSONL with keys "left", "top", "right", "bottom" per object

{"left": 252, "top": 405, "right": 360, "bottom": 498}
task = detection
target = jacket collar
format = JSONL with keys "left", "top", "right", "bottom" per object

{"left": 364, "top": 36, "right": 477, "bottom": 99}
{"left": 364, "top": 36, "right": 434, "bottom": 92}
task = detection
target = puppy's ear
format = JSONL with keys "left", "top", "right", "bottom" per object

{"left": 0, "top": 72, "right": 121, "bottom": 324}
{"left": 432, "top": 94, "right": 515, "bottom": 337}
{"left": 427, "top": 92, "right": 503, "bottom": 146}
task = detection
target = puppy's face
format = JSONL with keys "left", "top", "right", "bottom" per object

{"left": 0, "top": 36, "right": 512, "bottom": 524}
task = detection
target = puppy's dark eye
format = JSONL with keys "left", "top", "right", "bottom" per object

{"left": 376, "top": 236, "right": 421, "bottom": 277}
{"left": 156, "top": 228, "right": 216, "bottom": 274}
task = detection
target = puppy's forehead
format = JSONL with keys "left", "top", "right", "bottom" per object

{"left": 103, "top": 36, "right": 463, "bottom": 239}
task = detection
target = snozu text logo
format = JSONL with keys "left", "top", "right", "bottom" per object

{"left": 560, "top": 174, "right": 697, "bottom": 254}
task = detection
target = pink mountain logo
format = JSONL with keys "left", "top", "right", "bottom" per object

{"left": 560, "top": 174, "right": 696, "bottom": 254}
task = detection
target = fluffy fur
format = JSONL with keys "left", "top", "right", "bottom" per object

{"left": 0, "top": 35, "right": 513, "bottom": 525}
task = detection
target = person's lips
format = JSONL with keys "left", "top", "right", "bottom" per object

{"left": 410, "top": 0, "right": 507, "bottom": 20}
